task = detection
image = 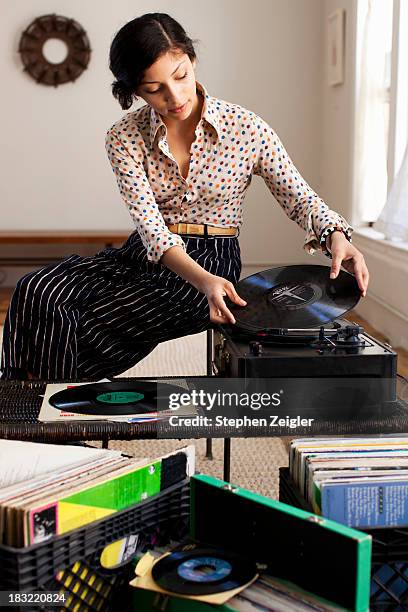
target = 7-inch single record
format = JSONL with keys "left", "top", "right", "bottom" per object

{"left": 151, "top": 548, "right": 258, "bottom": 595}
{"left": 49, "top": 381, "right": 184, "bottom": 415}
{"left": 228, "top": 265, "right": 360, "bottom": 331}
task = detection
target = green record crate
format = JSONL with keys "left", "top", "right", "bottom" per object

{"left": 132, "top": 474, "right": 372, "bottom": 612}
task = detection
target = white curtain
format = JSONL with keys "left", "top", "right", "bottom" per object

{"left": 355, "top": 0, "right": 389, "bottom": 224}
{"left": 375, "top": 143, "right": 408, "bottom": 240}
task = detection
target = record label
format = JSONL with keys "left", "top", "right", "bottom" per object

{"left": 177, "top": 557, "right": 232, "bottom": 582}
{"left": 267, "top": 282, "right": 321, "bottom": 308}
{"left": 96, "top": 392, "right": 145, "bottom": 404}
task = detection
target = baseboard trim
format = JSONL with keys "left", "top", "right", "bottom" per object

{"left": 354, "top": 293, "right": 408, "bottom": 350}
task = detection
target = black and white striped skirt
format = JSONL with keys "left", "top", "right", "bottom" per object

{"left": 0, "top": 232, "right": 241, "bottom": 380}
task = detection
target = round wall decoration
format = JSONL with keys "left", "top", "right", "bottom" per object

{"left": 18, "top": 14, "right": 91, "bottom": 87}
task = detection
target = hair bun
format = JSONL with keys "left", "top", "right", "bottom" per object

{"left": 111, "top": 80, "right": 134, "bottom": 110}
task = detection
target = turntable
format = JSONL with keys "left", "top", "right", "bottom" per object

{"left": 212, "top": 265, "right": 397, "bottom": 403}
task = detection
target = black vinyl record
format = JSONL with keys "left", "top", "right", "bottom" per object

{"left": 151, "top": 548, "right": 257, "bottom": 596}
{"left": 228, "top": 265, "right": 361, "bottom": 331}
{"left": 49, "top": 381, "right": 184, "bottom": 416}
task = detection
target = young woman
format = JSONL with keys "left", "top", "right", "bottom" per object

{"left": 0, "top": 13, "right": 369, "bottom": 381}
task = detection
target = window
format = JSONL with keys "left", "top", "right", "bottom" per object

{"left": 375, "top": 0, "right": 408, "bottom": 241}
{"left": 386, "top": 0, "right": 408, "bottom": 191}
{"left": 354, "top": 0, "right": 394, "bottom": 224}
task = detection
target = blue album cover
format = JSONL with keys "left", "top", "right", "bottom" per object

{"left": 321, "top": 480, "right": 408, "bottom": 528}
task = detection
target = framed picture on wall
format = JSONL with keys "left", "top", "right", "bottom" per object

{"left": 327, "top": 9, "right": 344, "bottom": 86}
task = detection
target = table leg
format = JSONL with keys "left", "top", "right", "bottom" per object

{"left": 206, "top": 328, "right": 214, "bottom": 461}
{"left": 205, "top": 438, "right": 213, "bottom": 459}
{"left": 223, "top": 438, "right": 231, "bottom": 482}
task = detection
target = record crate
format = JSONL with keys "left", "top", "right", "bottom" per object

{"left": 132, "top": 474, "right": 372, "bottom": 612}
{"left": 0, "top": 479, "right": 190, "bottom": 611}
{"left": 279, "top": 466, "right": 408, "bottom": 612}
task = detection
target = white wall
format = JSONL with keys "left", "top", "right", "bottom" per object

{"left": 320, "top": 0, "right": 358, "bottom": 223}
{"left": 0, "top": 0, "right": 327, "bottom": 286}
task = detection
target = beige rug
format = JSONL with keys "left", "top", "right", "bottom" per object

{"left": 121, "top": 331, "right": 208, "bottom": 377}
{"left": 99, "top": 437, "right": 288, "bottom": 499}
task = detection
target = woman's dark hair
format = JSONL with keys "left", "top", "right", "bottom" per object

{"left": 109, "top": 13, "right": 196, "bottom": 110}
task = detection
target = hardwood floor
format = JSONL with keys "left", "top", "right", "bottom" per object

{"left": 0, "top": 288, "right": 407, "bottom": 377}
{"left": 0, "top": 288, "right": 11, "bottom": 325}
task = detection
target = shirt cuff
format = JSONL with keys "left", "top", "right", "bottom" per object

{"left": 319, "top": 224, "right": 353, "bottom": 258}
{"left": 303, "top": 217, "right": 353, "bottom": 258}
{"left": 146, "top": 231, "right": 187, "bottom": 263}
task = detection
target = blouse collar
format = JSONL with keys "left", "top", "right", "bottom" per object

{"left": 149, "top": 81, "right": 221, "bottom": 146}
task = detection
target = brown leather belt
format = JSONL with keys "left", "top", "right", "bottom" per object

{"left": 167, "top": 223, "right": 238, "bottom": 237}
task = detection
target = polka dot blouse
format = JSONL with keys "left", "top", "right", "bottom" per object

{"left": 105, "top": 82, "right": 352, "bottom": 264}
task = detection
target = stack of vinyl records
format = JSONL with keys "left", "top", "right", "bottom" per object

{"left": 0, "top": 440, "right": 194, "bottom": 547}
{"left": 290, "top": 436, "right": 408, "bottom": 528}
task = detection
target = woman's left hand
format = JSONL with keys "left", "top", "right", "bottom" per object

{"left": 328, "top": 231, "right": 369, "bottom": 297}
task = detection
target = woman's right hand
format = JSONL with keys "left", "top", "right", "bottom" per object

{"left": 196, "top": 273, "right": 247, "bottom": 324}
{"left": 160, "top": 246, "right": 246, "bottom": 323}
